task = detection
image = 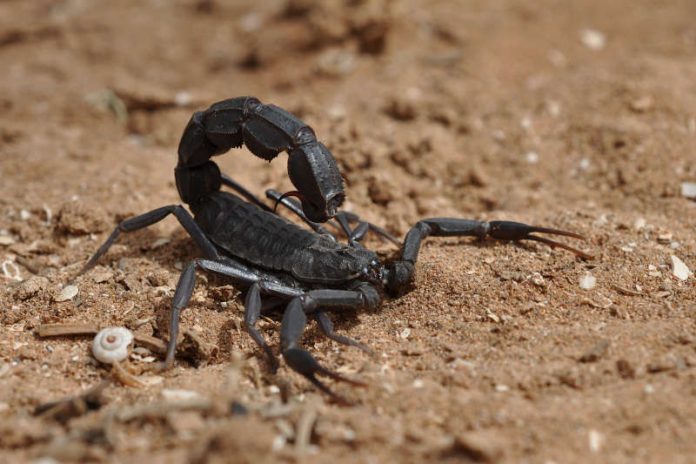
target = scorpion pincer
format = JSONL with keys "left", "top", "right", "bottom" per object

{"left": 77, "top": 96, "right": 592, "bottom": 403}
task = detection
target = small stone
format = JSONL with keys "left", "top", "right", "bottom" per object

{"left": 657, "top": 233, "right": 672, "bottom": 244}
{"left": 92, "top": 269, "right": 113, "bottom": 284}
{"left": 399, "top": 328, "right": 411, "bottom": 339}
{"left": 54, "top": 285, "right": 78, "bottom": 302}
{"left": 315, "top": 48, "right": 356, "bottom": 77}
{"left": 629, "top": 96, "right": 653, "bottom": 112}
{"left": 453, "top": 431, "right": 504, "bottom": 462}
{"left": 530, "top": 273, "right": 545, "bottom": 287}
{"left": 384, "top": 97, "right": 417, "bottom": 121}
{"left": 525, "top": 151, "right": 539, "bottom": 164}
{"left": 633, "top": 217, "right": 646, "bottom": 230}
{"left": 161, "top": 389, "right": 202, "bottom": 402}
{"left": 579, "top": 339, "right": 609, "bottom": 363}
{"left": 56, "top": 201, "right": 108, "bottom": 235}
{"left": 150, "top": 238, "right": 170, "bottom": 249}
{"left": 588, "top": 429, "right": 604, "bottom": 452}
{"left": 579, "top": 273, "right": 596, "bottom": 290}
{"left": 0, "top": 235, "right": 15, "bottom": 246}
{"left": 671, "top": 255, "right": 690, "bottom": 281}
{"left": 580, "top": 29, "right": 606, "bottom": 50}
{"left": 15, "top": 276, "right": 49, "bottom": 300}
{"left": 616, "top": 359, "right": 635, "bottom": 379}
{"left": 681, "top": 182, "right": 696, "bottom": 199}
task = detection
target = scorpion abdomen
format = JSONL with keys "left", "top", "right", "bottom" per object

{"left": 193, "top": 191, "right": 318, "bottom": 273}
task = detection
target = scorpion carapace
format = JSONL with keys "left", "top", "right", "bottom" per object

{"left": 78, "top": 97, "right": 592, "bottom": 404}
{"left": 174, "top": 96, "right": 344, "bottom": 223}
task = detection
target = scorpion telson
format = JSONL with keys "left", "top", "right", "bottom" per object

{"left": 77, "top": 97, "right": 592, "bottom": 403}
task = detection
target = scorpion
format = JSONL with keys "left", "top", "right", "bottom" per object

{"left": 78, "top": 96, "right": 592, "bottom": 401}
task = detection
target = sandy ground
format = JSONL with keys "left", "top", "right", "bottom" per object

{"left": 1, "top": 0, "right": 695, "bottom": 462}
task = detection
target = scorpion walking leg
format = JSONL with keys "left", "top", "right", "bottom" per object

{"left": 281, "top": 287, "right": 378, "bottom": 402}
{"left": 386, "top": 218, "right": 592, "bottom": 295}
{"left": 244, "top": 283, "right": 280, "bottom": 372}
{"left": 265, "top": 189, "right": 337, "bottom": 237}
{"left": 335, "top": 211, "right": 401, "bottom": 246}
{"left": 315, "top": 312, "right": 373, "bottom": 354}
{"left": 78, "top": 205, "right": 221, "bottom": 276}
{"left": 220, "top": 173, "right": 273, "bottom": 212}
{"left": 164, "top": 257, "right": 301, "bottom": 368}
{"left": 266, "top": 189, "right": 400, "bottom": 246}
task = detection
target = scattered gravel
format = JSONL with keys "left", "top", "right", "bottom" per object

{"left": 580, "top": 29, "right": 606, "bottom": 50}
{"left": 579, "top": 273, "right": 597, "bottom": 290}
{"left": 54, "top": 285, "right": 79, "bottom": 302}
{"left": 670, "top": 255, "right": 690, "bottom": 281}
{"left": 681, "top": 182, "right": 696, "bottom": 199}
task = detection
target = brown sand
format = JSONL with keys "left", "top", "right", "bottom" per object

{"left": 1, "top": 0, "right": 695, "bottom": 462}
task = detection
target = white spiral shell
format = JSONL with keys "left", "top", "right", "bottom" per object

{"left": 92, "top": 327, "right": 134, "bottom": 364}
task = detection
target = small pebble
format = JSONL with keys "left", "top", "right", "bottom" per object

{"left": 54, "top": 285, "right": 78, "bottom": 302}
{"left": 629, "top": 96, "right": 653, "bottom": 112}
{"left": 657, "top": 233, "right": 672, "bottom": 244}
{"left": 633, "top": 217, "right": 646, "bottom": 230}
{"left": 580, "top": 29, "right": 606, "bottom": 50}
{"left": 671, "top": 255, "right": 690, "bottom": 281}
{"left": 0, "top": 236, "right": 15, "bottom": 246}
{"left": 681, "top": 182, "right": 696, "bottom": 199}
{"left": 588, "top": 429, "right": 604, "bottom": 452}
{"left": 161, "top": 389, "right": 202, "bottom": 402}
{"left": 579, "top": 273, "right": 596, "bottom": 290}
{"left": 530, "top": 273, "right": 545, "bottom": 287}
{"left": 150, "top": 238, "right": 170, "bottom": 249}
{"left": 525, "top": 151, "right": 539, "bottom": 164}
{"left": 399, "top": 328, "right": 411, "bottom": 339}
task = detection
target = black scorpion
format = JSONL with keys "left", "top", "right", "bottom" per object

{"left": 78, "top": 96, "right": 592, "bottom": 401}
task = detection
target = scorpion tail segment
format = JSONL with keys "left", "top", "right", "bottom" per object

{"left": 487, "top": 221, "right": 593, "bottom": 259}
{"left": 288, "top": 141, "right": 345, "bottom": 223}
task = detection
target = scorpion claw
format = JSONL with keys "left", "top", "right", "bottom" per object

{"left": 488, "top": 221, "right": 593, "bottom": 259}
{"left": 283, "top": 347, "right": 366, "bottom": 403}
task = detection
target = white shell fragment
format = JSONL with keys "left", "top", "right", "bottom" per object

{"left": 579, "top": 273, "right": 597, "bottom": 290}
{"left": 671, "top": 255, "right": 690, "bottom": 281}
{"left": 92, "top": 327, "right": 134, "bottom": 364}
{"left": 55, "top": 285, "right": 79, "bottom": 302}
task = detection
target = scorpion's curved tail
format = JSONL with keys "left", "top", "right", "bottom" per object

{"left": 174, "top": 96, "right": 344, "bottom": 223}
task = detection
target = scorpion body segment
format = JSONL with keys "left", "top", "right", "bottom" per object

{"left": 175, "top": 96, "right": 344, "bottom": 222}
{"left": 78, "top": 97, "right": 593, "bottom": 404}
{"left": 193, "top": 191, "right": 378, "bottom": 284}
